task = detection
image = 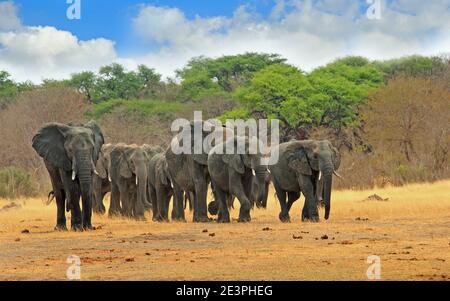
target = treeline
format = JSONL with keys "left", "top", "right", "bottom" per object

{"left": 0, "top": 53, "right": 449, "bottom": 197}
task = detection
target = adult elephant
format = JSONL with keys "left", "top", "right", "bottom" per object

{"left": 109, "top": 144, "right": 150, "bottom": 220}
{"left": 148, "top": 153, "right": 174, "bottom": 222}
{"left": 92, "top": 143, "right": 115, "bottom": 214}
{"left": 269, "top": 140, "right": 341, "bottom": 223}
{"left": 207, "top": 136, "right": 269, "bottom": 223}
{"left": 165, "top": 121, "right": 233, "bottom": 222}
{"left": 32, "top": 121, "right": 104, "bottom": 231}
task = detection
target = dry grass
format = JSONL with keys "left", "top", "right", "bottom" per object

{"left": 0, "top": 181, "right": 449, "bottom": 281}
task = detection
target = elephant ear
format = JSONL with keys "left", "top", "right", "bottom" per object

{"left": 84, "top": 120, "right": 104, "bottom": 163}
{"left": 287, "top": 148, "right": 312, "bottom": 176}
{"left": 331, "top": 145, "right": 341, "bottom": 171}
{"left": 96, "top": 153, "right": 108, "bottom": 179}
{"left": 158, "top": 160, "right": 170, "bottom": 186}
{"left": 119, "top": 151, "right": 133, "bottom": 179}
{"left": 32, "top": 123, "right": 72, "bottom": 171}
{"left": 223, "top": 154, "right": 245, "bottom": 174}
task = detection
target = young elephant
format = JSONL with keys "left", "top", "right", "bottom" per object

{"left": 109, "top": 144, "right": 150, "bottom": 220}
{"left": 269, "top": 140, "right": 341, "bottom": 223}
{"left": 148, "top": 153, "right": 174, "bottom": 222}
{"left": 207, "top": 136, "right": 269, "bottom": 223}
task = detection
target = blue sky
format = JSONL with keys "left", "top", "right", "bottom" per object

{"left": 1, "top": 0, "right": 449, "bottom": 82}
{"left": 13, "top": 0, "right": 281, "bottom": 55}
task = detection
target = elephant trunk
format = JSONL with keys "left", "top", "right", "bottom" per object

{"left": 74, "top": 151, "right": 94, "bottom": 217}
{"left": 319, "top": 155, "right": 334, "bottom": 220}
{"left": 254, "top": 165, "right": 268, "bottom": 208}
{"left": 136, "top": 164, "right": 148, "bottom": 211}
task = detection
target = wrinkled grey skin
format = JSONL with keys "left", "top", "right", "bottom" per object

{"left": 109, "top": 144, "right": 150, "bottom": 220}
{"left": 32, "top": 121, "right": 104, "bottom": 231}
{"left": 269, "top": 140, "right": 340, "bottom": 223}
{"left": 148, "top": 153, "right": 173, "bottom": 222}
{"left": 165, "top": 121, "right": 234, "bottom": 222}
{"left": 207, "top": 136, "right": 269, "bottom": 223}
{"left": 92, "top": 143, "right": 115, "bottom": 214}
{"left": 142, "top": 144, "right": 164, "bottom": 210}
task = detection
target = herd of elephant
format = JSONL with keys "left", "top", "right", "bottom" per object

{"left": 32, "top": 120, "right": 341, "bottom": 231}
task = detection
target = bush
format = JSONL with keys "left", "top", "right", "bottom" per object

{"left": 0, "top": 167, "right": 37, "bottom": 198}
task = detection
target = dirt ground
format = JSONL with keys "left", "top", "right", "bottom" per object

{"left": 0, "top": 181, "right": 449, "bottom": 281}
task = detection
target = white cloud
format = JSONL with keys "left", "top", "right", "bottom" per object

{"left": 132, "top": 0, "right": 450, "bottom": 78}
{"left": 0, "top": 1, "right": 21, "bottom": 31}
{"left": 1, "top": 0, "right": 450, "bottom": 82}
{"left": 0, "top": 2, "right": 117, "bottom": 82}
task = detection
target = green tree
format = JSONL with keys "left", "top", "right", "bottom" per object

{"left": 374, "top": 55, "right": 445, "bottom": 78}
{"left": 93, "top": 63, "right": 142, "bottom": 102}
{"left": 137, "top": 65, "right": 162, "bottom": 98}
{"left": 0, "top": 71, "right": 20, "bottom": 108}
{"left": 177, "top": 53, "right": 286, "bottom": 100}
{"left": 70, "top": 71, "right": 97, "bottom": 102}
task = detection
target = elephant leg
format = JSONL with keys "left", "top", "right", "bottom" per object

{"left": 300, "top": 175, "right": 319, "bottom": 222}
{"left": 149, "top": 185, "right": 159, "bottom": 221}
{"left": 133, "top": 191, "right": 146, "bottom": 221}
{"left": 287, "top": 191, "right": 300, "bottom": 213}
{"left": 81, "top": 192, "right": 93, "bottom": 231}
{"left": 118, "top": 183, "right": 132, "bottom": 218}
{"left": 274, "top": 181, "right": 289, "bottom": 223}
{"left": 109, "top": 184, "right": 122, "bottom": 217}
{"left": 193, "top": 176, "right": 210, "bottom": 223}
{"left": 55, "top": 189, "right": 67, "bottom": 231}
{"left": 156, "top": 186, "right": 169, "bottom": 222}
{"left": 172, "top": 185, "right": 186, "bottom": 222}
{"left": 215, "top": 187, "right": 230, "bottom": 223}
{"left": 70, "top": 187, "right": 83, "bottom": 231}
{"left": 233, "top": 182, "right": 252, "bottom": 223}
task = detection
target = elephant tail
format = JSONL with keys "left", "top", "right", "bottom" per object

{"left": 44, "top": 191, "right": 55, "bottom": 206}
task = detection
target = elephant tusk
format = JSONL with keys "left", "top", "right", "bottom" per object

{"left": 318, "top": 171, "right": 322, "bottom": 181}
{"left": 108, "top": 174, "right": 112, "bottom": 182}
{"left": 136, "top": 177, "right": 138, "bottom": 186}
{"left": 267, "top": 169, "right": 271, "bottom": 174}
{"left": 252, "top": 169, "right": 256, "bottom": 176}
{"left": 170, "top": 181, "right": 173, "bottom": 189}
{"left": 72, "top": 170, "right": 76, "bottom": 181}
{"left": 333, "top": 170, "right": 343, "bottom": 179}
{"left": 91, "top": 160, "right": 99, "bottom": 176}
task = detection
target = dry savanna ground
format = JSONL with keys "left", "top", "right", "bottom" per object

{"left": 0, "top": 181, "right": 449, "bottom": 281}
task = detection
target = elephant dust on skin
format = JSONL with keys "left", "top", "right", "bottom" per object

{"left": 32, "top": 121, "right": 104, "bottom": 231}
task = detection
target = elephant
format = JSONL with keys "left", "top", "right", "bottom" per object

{"left": 250, "top": 170, "right": 271, "bottom": 209}
{"left": 207, "top": 136, "right": 269, "bottom": 223}
{"left": 142, "top": 144, "right": 164, "bottom": 210}
{"left": 32, "top": 121, "right": 104, "bottom": 231}
{"left": 269, "top": 140, "right": 341, "bottom": 223}
{"left": 92, "top": 143, "right": 116, "bottom": 214}
{"left": 148, "top": 153, "right": 174, "bottom": 222}
{"left": 165, "top": 120, "right": 234, "bottom": 222}
{"left": 109, "top": 144, "right": 150, "bottom": 220}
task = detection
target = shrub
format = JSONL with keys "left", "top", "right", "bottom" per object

{"left": 0, "top": 167, "right": 37, "bottom": 198}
